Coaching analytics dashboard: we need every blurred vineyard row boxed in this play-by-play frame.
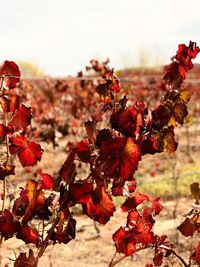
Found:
[18,62,200,141]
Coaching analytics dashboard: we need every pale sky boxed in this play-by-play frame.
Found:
[0,0,200,76]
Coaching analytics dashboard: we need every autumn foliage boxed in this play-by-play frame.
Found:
[0,42,200,266]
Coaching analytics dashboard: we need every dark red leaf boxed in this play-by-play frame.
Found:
[139,134,160,155]
[0,124,14,137]
[53,216,76,244]
[177,217,196,237]
[0,124,6,137]
[96,128,113,148]
[16,225,39,244]
[85,185,115,224]
[142,207,155,226]
[70,180,93,203]
[99,137,141,179]
[77,139,91,163]
[0,209,20,240]
[110,104,145,137]
[59,150,76,184]
[190,182,200,205]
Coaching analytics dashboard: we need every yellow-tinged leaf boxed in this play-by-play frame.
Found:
[179,88,190,103]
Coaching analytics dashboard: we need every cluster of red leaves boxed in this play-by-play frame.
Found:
[113,197,163,256]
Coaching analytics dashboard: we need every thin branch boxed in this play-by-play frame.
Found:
[108,246,147,267]
[159,245,188,267]
[1,178,6,212]
[37,216,60,259]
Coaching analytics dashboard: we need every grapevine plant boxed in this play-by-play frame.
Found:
[0,41,200,267]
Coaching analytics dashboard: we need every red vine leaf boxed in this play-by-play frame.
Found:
[51,214,76,244]
[110,104,145,137]
[85,120,96,144]
[99,137,141,179]
[9,104,32,131]
[0,61,20,89]
[9,135,43,167]
[151,197,163,216]
[113,226,136,256]
[121,192,149,212]
[112,178,136,196]
[59,150,76,184]
[70,180,93,203]
[96,128,113,148]
[153,252,163,266]
[0,124,14,137]
[0,209,20,240]
[16,225,39,244]
[139,134,159,155]
[13,179,45,223]
[177,217,196,237]
[40,173,54,190]
[71,183,115,224]
[191,242,200,264]
[1,94,20,112]
[77,139,91,163]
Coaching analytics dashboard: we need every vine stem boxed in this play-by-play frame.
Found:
[108,247,147,267]
[1,102,9,213]
[108,245,188,267]
[1,178,6,212]
[159,245,188,267]
[37,216,60,259]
